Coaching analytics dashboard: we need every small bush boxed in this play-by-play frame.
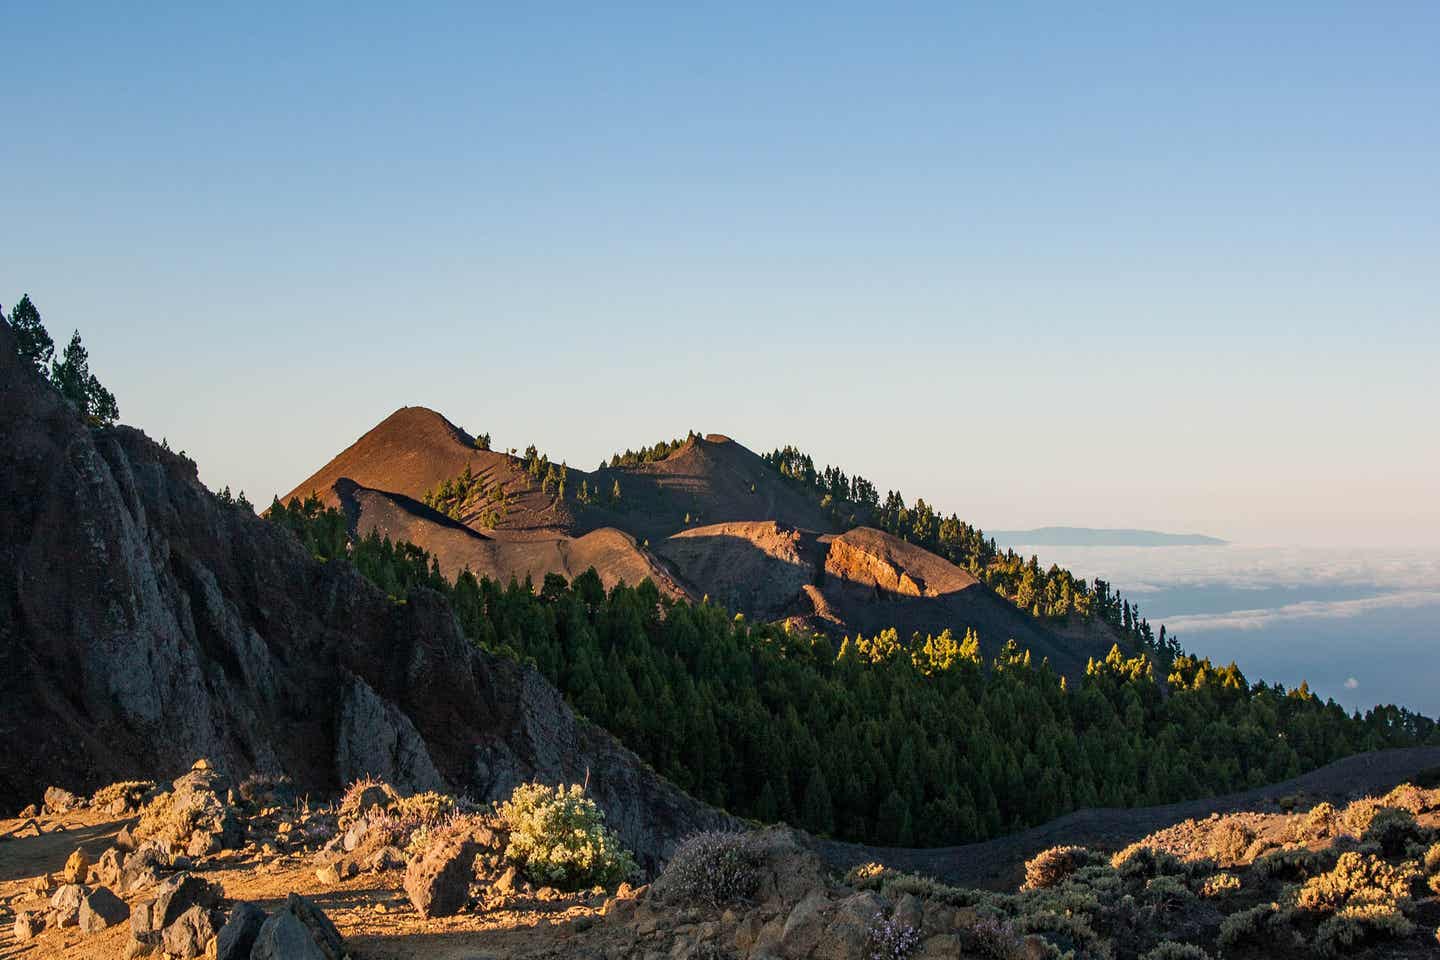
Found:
[1139,942,1212,960]
[1144,875,1195,912]
[1313,902,1415,956]
[1294,852,1419,913]
[497,782,636,890]
[1199,873,1241,898]
[1022,845,1095,890]
[1340,796,1384,837]
[1251,846,1329,881]
[1111,845,1186,880]
[1207,820,1255,865]
[1361,806,1422,856]
[1423,842,1440,875]
[866,912,921,960]
[960,915,1024,960]
[1380,783,1433,814]
[1291,801,1339,842]
[657,831,764,905]
[1217,902,1289,950]
[89,780,156,811]
[337,776,399,826]
[238,772,295,805]
[394,791,458,825]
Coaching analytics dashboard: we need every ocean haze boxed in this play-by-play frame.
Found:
[1004,543,1440,716]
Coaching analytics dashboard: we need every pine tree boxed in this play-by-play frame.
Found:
[801,765,834,835]
[51,331,119,425]
[7,295,54,373]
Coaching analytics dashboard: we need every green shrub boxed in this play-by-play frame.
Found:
[1199,873,1240,898]
[1291,800,1338,842]
[1380,783,1434,814]
[1139,942,1212,960]
[1217,902,1291,950]
[1361,806,1422,856]
[1294,852,1419,913]
[1022,845,1096,891]
[1111,845,1186,880]
[1251,846,1329,881]
[1206,820,1255,865]
[497,782,636,889]
[1144,875,1195,911]
[1313,903,1415,956]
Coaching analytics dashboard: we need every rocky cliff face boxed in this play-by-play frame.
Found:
[0,321,732,867]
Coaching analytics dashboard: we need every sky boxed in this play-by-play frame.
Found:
[3,3,1437,547]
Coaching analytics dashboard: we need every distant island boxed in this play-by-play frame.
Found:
[989,526,1228,547]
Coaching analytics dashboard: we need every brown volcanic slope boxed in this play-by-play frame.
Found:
[282,409,1128,675]
[338,479,692,599]
[281,407,586,537]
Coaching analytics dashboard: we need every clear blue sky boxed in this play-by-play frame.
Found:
[4,3,1437,546]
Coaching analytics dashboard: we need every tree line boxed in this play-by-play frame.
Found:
[264,495,1438,846]
[764,445,1173,656]
[6,295,119,425]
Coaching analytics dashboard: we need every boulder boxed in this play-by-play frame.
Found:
[893,892,923,932]
[63,847,91,884]
[750,828,829,908]
[367,845,406,872]
[96,847,127,886]
[13,909,46,941]
[19,803,38,818]
[80,886,131,933]
[216,902,267,960]
[404,833,481,917]
[44,785,81,813]
[342,819,368,852]
[815,891,886,960]
[130,873,220,947]
[122,841,170,893]
[779,889,830,958]
[252,911,325,960]
[116,823,138,851]
[161,903,222,959]
[50,882,89,927]
[282,893,345,959]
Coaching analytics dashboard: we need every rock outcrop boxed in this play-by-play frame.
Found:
[0,317,732,867]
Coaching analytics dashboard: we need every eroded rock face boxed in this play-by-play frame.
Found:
[336,675,446,792]
[0,317,733,868]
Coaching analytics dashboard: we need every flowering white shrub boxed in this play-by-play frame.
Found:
[497,782,636,889]
[657,831,764,904]
[866,912,921,960]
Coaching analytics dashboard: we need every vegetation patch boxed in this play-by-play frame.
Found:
[497,783,636,890]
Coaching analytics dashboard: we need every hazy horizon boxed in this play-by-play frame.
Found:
[4,5,1437,547]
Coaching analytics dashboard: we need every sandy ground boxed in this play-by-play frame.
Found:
[0,810,608,960]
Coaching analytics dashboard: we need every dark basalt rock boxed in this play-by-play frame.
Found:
[0,317,733,869]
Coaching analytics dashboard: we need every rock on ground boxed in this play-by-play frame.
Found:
[79,886,130,933]
[404,834,483,918]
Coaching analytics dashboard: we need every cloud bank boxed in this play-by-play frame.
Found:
[1158,590,1440,633]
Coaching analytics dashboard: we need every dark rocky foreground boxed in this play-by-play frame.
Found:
[0,320,733,869]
